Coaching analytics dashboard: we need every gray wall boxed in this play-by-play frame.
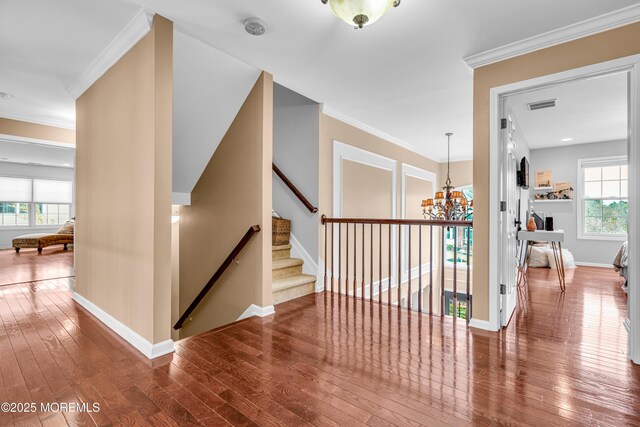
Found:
[529,140,627,265]
[0,161,74,248]
[273,84,320,260]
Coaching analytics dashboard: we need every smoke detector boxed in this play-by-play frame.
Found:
[244,18,266,36]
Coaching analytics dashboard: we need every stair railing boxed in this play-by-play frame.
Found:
[321,216,473,322]
[174,225,261,330]
[272,163,318,213]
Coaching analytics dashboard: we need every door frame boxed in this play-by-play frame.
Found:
[488,54,640,363]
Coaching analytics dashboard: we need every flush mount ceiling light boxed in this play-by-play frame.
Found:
[321,0,400,29]
[561,137,574,142]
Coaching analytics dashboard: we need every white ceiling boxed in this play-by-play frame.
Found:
[0,0,141,128]
[2,0,640,160]
[173,30,261,193]
[506,72,628,150]
[127,0,640,161]
[0,139,75,168]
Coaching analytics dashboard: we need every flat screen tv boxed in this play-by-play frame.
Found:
[517,157,530,189]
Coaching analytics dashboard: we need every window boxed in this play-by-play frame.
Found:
[0,176,72,227]
[445,186,473,266]
[578,157,628,240]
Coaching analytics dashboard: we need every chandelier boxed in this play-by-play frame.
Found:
[422,133,472,221]
[321,0,401,29]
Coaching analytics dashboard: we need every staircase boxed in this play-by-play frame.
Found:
[272,243,316,305]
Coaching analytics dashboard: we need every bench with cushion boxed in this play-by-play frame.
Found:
[12,220,74,253]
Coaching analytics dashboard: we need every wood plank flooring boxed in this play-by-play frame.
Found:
[0,266,638,426]
[0,248,73,286]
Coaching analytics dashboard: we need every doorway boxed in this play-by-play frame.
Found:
[489,55,640,363]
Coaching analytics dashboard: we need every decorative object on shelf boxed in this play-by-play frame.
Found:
[535,170,552,188]
[527,217,537,231]
[320,0,400,29]
[534,181,574,200]
[421,133,471,221]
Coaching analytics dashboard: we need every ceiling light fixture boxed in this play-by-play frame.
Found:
[321,0,400,29]
[561,138,573,142]
[244,18,266,36]
[0,92,14,100]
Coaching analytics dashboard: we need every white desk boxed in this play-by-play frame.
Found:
[517,230,566,292]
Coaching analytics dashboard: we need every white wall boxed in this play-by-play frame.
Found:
[272,84,320,260]
[0,161,73,248]
[529,140,627,265]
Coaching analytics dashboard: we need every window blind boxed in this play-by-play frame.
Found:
[33,179,73,204]
[0,177,32,202]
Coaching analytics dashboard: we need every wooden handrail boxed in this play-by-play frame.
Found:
[321,215,473,228]
[272,163,318,213]
[174,225,261,330]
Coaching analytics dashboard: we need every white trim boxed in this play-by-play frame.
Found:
[577,155,628,241]
[332,141,398,286]
[437,154,474,163]
[468,318,498,331]
[0,134,75,149]
[237,304,275,321]
[172,192,191,206]
[0,111,75,130]
[322,105,416,153]
[489,53,640,363]
[72,292,175,359]
[575,262,613,268]
[289,232,319,278]
[464,4,640,69]
[67,8,154,100]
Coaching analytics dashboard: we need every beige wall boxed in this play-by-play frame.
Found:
[473,22,640,322]
[75,16,173,345]
[0,117,75,145]
[178,72,272,338]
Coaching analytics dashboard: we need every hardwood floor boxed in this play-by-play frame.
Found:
[0,267,638,426]
[0,248,73,286]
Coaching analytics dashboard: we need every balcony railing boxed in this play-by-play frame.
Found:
[321,216,473,321]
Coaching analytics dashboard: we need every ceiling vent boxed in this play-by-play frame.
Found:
[527,99,557,111]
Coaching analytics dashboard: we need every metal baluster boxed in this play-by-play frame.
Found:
[388,224,392,307]
[353,223,357,297]
[345,223,349,296]
[466,226,471,324]
[362,223,365,301]
[338,223,342,296]
[379,224,382,304]
[370,223,374,302]
[331,223,335,293]
[453,226,458,319]
[429,225,433,315]
[398,224,402,308]
[419,225,422,313]
[441,225,445,316]
[408,225,412,311]
[324,221,328,292]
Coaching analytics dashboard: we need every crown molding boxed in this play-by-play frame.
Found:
[464,4,640,69]
[438,154,474,163]
[0,110,75,130]
[321,104,417,152]
[67,8,154,100]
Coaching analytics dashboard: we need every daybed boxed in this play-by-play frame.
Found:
[12,221,74,253]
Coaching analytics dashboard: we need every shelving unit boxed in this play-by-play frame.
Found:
[533,187,553,191]
[533,199,573,203]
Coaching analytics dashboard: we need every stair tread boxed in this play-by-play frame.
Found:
[273,274,316,292]
[273,258,303,270]
[272,244,292,251]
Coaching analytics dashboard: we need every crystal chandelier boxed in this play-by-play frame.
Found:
[320,0,401,29]
[422,133,472,221]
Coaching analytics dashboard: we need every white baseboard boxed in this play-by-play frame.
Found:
[575,262,612,268]
[72,292,174,359]
[468,318,499,331]
[237,304,275,321]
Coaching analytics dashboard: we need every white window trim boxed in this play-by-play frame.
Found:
[577,155,628,241]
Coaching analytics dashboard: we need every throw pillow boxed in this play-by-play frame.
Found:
[57,220,74,235]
